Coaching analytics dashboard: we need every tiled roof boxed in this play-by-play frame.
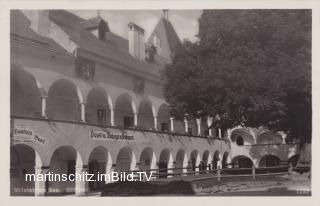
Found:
[10,10,68,54]
[48,10,163,77]
[148,17,181,59]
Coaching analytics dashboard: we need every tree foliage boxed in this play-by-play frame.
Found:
[162,10,311,143]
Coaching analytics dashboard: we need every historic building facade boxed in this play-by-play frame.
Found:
[10,10,303,196]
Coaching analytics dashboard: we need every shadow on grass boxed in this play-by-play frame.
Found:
[101,180,195,196]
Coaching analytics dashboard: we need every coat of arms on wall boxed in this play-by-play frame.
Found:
[133,76,145,95]
[75,57,95,80]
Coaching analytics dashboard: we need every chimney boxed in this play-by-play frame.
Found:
[22,10,51,37]
[128,22,145,60]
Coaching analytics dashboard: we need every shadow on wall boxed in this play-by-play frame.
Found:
[101,181,195,196]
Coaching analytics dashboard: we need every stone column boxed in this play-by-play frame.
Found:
[218,128,222,138]
[80,103,86,122]
[184,118,188,133]
[207,116,213,137]
[170,117,174,132]
[34,166,49,196]
[105,163,115,184]
[41,96,47,118]
[196,118,201,136]
[110,108,115,126]
[133,112,138,126]
[75,165,88,196]
[153,116,158,130]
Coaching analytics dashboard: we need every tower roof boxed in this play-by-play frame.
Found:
[148,17,181,59]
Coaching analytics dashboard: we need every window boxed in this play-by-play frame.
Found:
[236,136,244,146]
[204,129,209,136]
[187,128,193,135]
[124,116,134,128]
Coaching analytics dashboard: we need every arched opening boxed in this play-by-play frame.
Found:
[288,154,300,167]
[47,80,80,121]
[236,136,244,146]
[158,104,170,132]
[114,94,134,127]
[88,146,108,191]
[10,144,36,196]
[139,147,155,172]
[86,88,110,126]
[232,155,253,168]
[231,128,255,145]
[11,67,42,118]
[175,149,187,175]
[222,152,230,169]
[201,151,210,172]
[212,151,220,169]
[257,132,283,145]
[159,149,171,178]
[49,146,78,195]
[137,100,154,130]
[116,147,133,172]
[259,155,280,167]
[190,150,199,172]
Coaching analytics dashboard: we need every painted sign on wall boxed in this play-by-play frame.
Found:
[89,130,134,141]
[11,127,47,145]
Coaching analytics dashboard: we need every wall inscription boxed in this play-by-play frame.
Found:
[90,130,134,141]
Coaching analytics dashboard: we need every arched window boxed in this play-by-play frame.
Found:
[236,136,244,146]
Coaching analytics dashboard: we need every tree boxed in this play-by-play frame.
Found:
[162,10,311,143]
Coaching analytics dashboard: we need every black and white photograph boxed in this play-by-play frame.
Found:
[1,0,319,205]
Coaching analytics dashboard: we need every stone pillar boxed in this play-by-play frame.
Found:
[196,118,201,136]
[207,116,213,137]
[80,103,86,122]
[153,116,158,130]
[218,128,222,138]
[34,166,49,196]
[170,117,174,132]
[41,96,47,118]
[75,165,88,196]
[184,118,188,133]
[105,163,115,184]
[133,112,138,126]
[110,108,115,126]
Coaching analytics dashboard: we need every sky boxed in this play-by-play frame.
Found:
[68,10,202,42]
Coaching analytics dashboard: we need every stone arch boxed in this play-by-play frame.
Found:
[222,151,231,169]
[190,150,200,172]
[212,151,221,169]
[201,150,211,171]
[175,149,188,175]
[47,79,83,121]
[88,146,110,191]
[257,131,283,145]
[48,145,81,195]
[139,147,156,171]
[158,149,173,178]
[232,155,254,168]
[231,128,255,145]
[10,144,42,196]
[11,65,45,118]
[115,146,136,172]
[157,103,170,132]
[259,154,281,167]
[137,99,155,129]
[86,87,111,125]
[114,93,136,127]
